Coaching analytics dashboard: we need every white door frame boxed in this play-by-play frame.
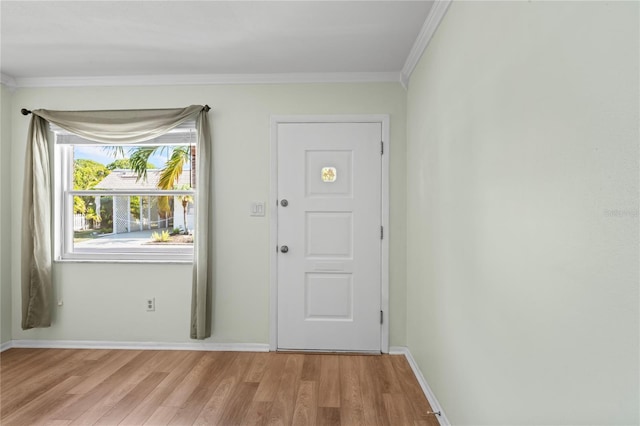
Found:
[269,115,390,353]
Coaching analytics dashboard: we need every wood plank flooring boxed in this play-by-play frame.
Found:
[0,349,439,426]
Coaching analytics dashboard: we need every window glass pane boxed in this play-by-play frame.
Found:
[72,195,195,253]
[65,143,196,260]
[73,145,194,191]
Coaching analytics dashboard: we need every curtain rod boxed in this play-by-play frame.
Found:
[21,105,211,116]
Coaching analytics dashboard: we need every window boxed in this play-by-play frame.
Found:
[54,124,197,262]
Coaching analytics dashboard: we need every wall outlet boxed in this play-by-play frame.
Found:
[146,298,155,312]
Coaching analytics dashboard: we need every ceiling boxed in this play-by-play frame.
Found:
[0,1,435,87]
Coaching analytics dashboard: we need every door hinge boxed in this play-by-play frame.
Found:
[380,226,383,240]
[381,141,384,155]
[380,310,383,324]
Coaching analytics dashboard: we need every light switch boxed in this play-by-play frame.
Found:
[250,201,266,217]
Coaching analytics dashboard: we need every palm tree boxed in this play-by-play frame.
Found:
[107,145,192,190]
[157,146,190,190]
[107,145,193,227]
[176,184,194,234]
[133,146,191,225]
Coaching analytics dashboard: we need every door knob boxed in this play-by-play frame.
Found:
[280,199,288,207]
[280,245,289,253]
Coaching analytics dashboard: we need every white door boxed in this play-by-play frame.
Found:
[277,122,382,351]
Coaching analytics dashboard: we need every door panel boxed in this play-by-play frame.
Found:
[305,273,353,320]
[277,122,382,351]
[305,212,353,257]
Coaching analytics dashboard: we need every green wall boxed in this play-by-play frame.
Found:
[8,83,408,346]
[406,2,639,424]
[0,85,13,345]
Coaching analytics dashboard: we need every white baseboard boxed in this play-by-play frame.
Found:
[6,339,270,352]
[389,346,450,426]
[0,340,14,352]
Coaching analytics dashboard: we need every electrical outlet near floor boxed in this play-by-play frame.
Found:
[146,298,155,312]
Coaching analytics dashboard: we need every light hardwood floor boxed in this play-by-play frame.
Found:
[0,348,439,425]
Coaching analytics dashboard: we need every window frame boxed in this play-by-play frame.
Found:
[53,126,197,263]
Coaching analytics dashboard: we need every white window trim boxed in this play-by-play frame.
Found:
[53,129,196,263]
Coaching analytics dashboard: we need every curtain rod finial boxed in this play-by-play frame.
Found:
[21,108,32,116]
[203,105,210,112]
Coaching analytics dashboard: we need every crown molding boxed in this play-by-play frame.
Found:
[0,73,18,91]
[400,0,452,89]
[10,72,402,89]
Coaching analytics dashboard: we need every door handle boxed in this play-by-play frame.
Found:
[280,245,289,253]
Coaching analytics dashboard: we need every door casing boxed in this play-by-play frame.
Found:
[269,115,390,352]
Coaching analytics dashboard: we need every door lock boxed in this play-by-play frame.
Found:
[280,199,288,207]
[280,245,289,253]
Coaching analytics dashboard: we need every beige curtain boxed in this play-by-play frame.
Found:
[21,115,52,329]
[22,105,212,339]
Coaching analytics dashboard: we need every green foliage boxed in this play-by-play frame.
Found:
[129,146,169,182]
[74,159,109,190]
[86,207,101,224]
[106,158,131,170]
[73,196,86,214]
[81,146,194,231]
[129,196,141,218]
[74,159,109,216]
[151,230,171,242]
[126,145,192,221]
[112,145,192,190]
[107,158,156,171]
[99,145,191,189]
